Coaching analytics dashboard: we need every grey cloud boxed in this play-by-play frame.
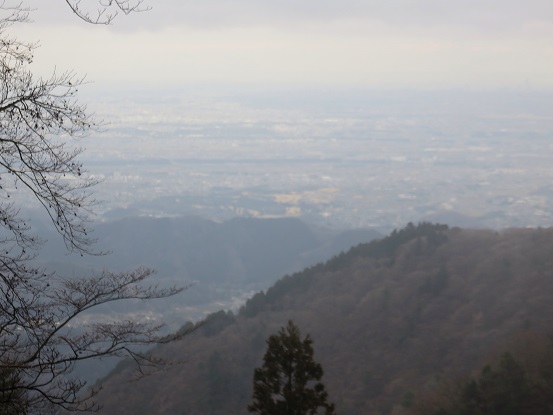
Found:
[147,0,553,30]
[22,0,553,33]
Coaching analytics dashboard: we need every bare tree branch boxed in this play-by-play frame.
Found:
[63,0,150,24]
[0,2,185,414]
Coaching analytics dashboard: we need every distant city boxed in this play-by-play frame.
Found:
[79,87,553,231]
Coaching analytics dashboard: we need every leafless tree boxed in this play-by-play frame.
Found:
[64,0,150,24]
[0,2,184,413]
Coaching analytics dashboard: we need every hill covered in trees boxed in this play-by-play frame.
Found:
[93,223,553,414]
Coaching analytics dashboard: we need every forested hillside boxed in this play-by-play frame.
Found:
[94,224,553,415]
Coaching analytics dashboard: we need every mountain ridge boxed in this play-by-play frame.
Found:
[93,223,553,415]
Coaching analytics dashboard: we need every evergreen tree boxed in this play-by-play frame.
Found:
[248,321,336,415]
[457,353,528,415]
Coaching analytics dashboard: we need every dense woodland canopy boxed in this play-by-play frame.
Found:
[94,223,553,415]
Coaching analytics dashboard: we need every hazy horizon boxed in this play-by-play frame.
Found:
[5,1,553,231]
[11,0,553,90]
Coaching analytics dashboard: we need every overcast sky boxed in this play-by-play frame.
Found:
[9,0,553,90]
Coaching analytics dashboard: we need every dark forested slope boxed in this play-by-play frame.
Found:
[94,224,553,415]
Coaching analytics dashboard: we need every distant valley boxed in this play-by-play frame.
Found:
[80,89,553,230]
[36,215,380,327]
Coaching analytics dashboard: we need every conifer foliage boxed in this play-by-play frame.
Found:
[248,321,336,415]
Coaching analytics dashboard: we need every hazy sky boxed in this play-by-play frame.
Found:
[9,0,553,90]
